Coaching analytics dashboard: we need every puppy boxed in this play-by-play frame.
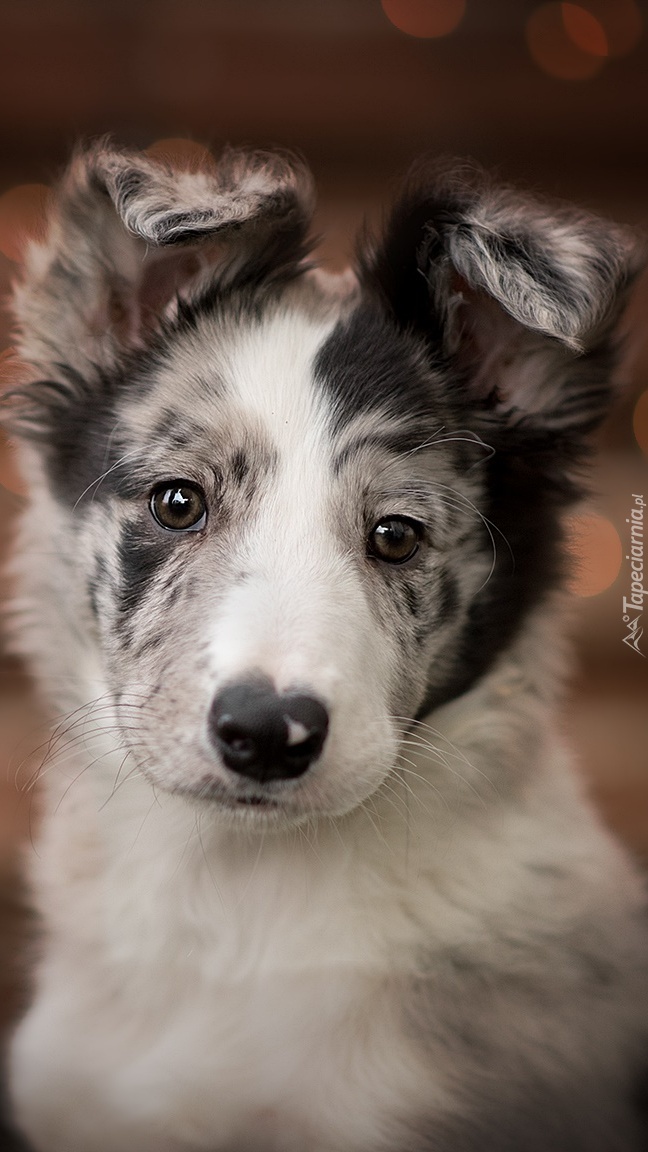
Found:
[4,143,648,1151]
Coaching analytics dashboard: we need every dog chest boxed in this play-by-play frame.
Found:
[11,943,440,1152]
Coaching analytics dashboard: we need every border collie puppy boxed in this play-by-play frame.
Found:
[4,143,648,1151]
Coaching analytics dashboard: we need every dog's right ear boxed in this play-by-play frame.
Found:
[9,141,314,434]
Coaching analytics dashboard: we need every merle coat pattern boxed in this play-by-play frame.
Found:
[3,142,648,1151]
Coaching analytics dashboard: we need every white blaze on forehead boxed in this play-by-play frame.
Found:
[121,272,353,470]
[195,296,399,716]
[214,301,340,454]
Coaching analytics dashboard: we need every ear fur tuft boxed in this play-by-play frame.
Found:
[93,143,315,248]
[358,157,644,435]
[9,139,316,389]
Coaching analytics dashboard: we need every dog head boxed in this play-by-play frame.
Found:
[6,143,639,824]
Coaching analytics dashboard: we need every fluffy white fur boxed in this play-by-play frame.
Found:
[4,145,648,1152]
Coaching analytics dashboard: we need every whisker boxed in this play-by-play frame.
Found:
[297,822,326,868]
[360,796,396,857]
[127,796,162,857]
[400,734,500,797]
[195,813,227,911]
[390,716,479,769]
[392,756,449,816]
[232,827,267,911]
[73,446,144,509]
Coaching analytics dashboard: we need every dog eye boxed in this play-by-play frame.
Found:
[150,482,207,532]
[368,518,422,564]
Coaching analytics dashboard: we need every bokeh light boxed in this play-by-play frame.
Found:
[580,0,643,57]
[0,184,51,263]
[566,513,622,597]
[561,4,608,57]
[633,389,648,457]
[381,0,465,39]
[146,138,213,168]
[526,3,606,79]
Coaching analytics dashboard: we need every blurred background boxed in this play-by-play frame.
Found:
[0,0,647,1044]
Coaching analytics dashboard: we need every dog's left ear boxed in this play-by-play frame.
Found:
[358,160,642,438]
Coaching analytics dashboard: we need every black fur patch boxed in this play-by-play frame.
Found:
[417,440,568,716]
[315,297,568,712]
[116,521,170,620]
[349,162,633,712]
[230,450,250,486]
[436,568,459,624]
[7,364,119,505]
[314,304,449,437]
[400,581,420,618]
[7,341,176,508]
[149,409,209,453]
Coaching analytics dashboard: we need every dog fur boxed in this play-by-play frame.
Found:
[3,142,648,1151]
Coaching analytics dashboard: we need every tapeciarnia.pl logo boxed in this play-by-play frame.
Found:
[622,494,645,657]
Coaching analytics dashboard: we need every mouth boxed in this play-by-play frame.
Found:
[171,775,290,814]
[233,794,279,808]
[212,789,301,826]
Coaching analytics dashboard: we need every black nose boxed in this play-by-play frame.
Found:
[208,682,329,783]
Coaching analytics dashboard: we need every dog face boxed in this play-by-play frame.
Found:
[7,145,638,824]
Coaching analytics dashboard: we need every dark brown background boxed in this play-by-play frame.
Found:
[0,0,647,1067]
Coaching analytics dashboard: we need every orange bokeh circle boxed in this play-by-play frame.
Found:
[526,3,606,79]
[565,513,622,597]
[381,0,465,39]
[562,3,608,56]
[582,0,642,57]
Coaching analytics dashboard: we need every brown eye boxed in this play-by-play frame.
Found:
[368,518,422,564]
[150,482,207,532]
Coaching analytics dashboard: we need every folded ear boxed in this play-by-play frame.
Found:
[358,159,642,438]
[12,140,315,386]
